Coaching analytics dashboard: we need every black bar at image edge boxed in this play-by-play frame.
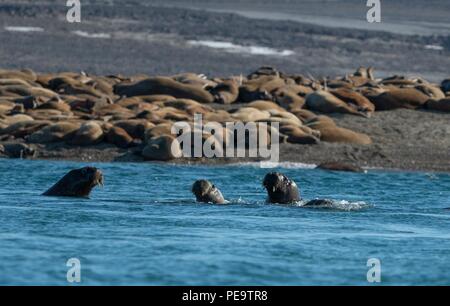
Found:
[0,286,435,303]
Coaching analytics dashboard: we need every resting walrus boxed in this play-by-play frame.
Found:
[263,172,332,206]
[43,167,104,198]
[192,180,226,204]
[316,162,365,173]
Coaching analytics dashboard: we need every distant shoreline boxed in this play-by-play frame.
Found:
[0,1,449,81]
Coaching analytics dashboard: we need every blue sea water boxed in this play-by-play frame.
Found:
[0,159,449,286]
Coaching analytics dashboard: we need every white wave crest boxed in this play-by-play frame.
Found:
[425,45,444,51]
[230,161,317,169]
[72,31,111,39]
[4,26,44,33]
[297,199,371,211]
[188,40,294,57]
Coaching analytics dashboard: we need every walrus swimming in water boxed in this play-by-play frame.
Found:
[192,180,226,204]
[263,172,300,204]
[43,167,104,197]
[263,172,332,207]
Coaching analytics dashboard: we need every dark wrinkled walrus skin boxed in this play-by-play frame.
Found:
[43,167,104,198]
[192,180,225,204]
[263,172,332,207]
[263,172,301,204]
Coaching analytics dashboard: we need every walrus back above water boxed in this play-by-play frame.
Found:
[43,167,104,198]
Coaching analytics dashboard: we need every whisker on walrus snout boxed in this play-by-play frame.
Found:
[98,175,104,188]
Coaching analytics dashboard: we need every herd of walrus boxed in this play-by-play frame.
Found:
[0,66,449,161]
[43,166,330,206]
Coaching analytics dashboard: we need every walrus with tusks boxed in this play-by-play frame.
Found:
[263,172,332,206]
[192,180,226,204]
[43,167,104,198]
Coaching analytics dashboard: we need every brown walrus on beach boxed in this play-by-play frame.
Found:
[114,77,214,104]
[426,98,450,112]
[172,73,216,89]
[192,180,226,204]
[203,110,234,123]
[0,85,58,99]
[248,66,281,79]
[0,142,36,159]
[247,100,284,112]
[26,109,73,121]
[105,126,135,148]
[230,107,271,122]
[317,162,365,173]
[305,115,372,145]
[0,100,15,114]
[27,122,80,143]
[0,114,35,126]
[0,120,50,139]
[160,99,214,116]
[94,104,135,120]
[43,167,104,198]
[305,90,369,117]
[353,67,375,81]
[291,109,317,123]
[210,79,240,104]
[69,121,104,146]
[366,88,430,110]
[239,75,285,102]
[415,84,446,100]
[36,98,72,113]
[0,69,37,83]
[114,119,155,140]
[142,135,182,161]
[273,87,306,111]
[261,109,303,127]
[330,88,375,116]
[279,124,320,145]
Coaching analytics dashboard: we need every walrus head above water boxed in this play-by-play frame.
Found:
[263,172,300,204]
[43,167,104,198]
[192,180,225,204]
